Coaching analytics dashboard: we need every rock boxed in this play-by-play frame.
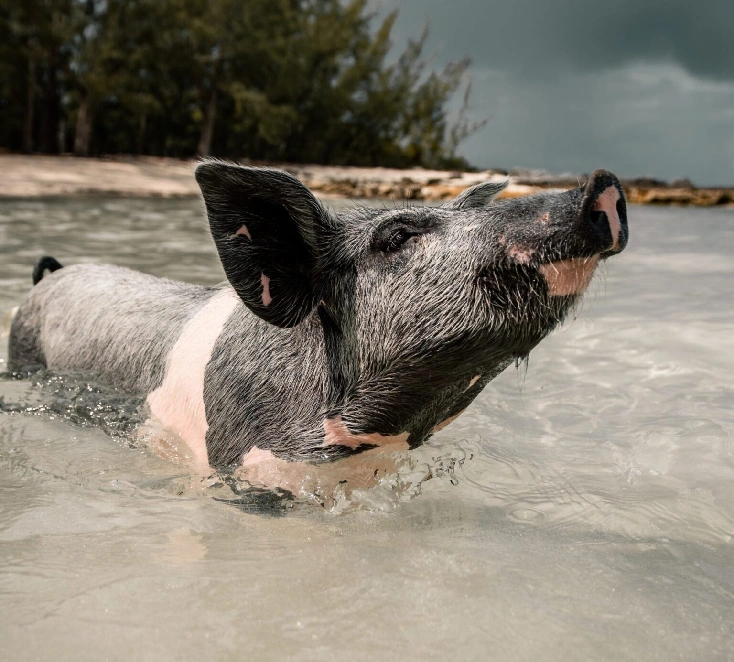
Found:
[0,155,731,207]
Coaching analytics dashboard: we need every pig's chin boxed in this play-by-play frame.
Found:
[539,254,600,296]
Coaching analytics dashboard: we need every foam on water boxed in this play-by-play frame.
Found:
[1,198,733,661]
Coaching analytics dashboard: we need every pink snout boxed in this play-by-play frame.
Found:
[537,169,628,296]
[593,186,621,250]
[581,169,628,255]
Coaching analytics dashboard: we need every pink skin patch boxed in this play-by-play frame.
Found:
[434,410,465,432]
[261,273,272,307]
[593,186,622,250]
[540,255,600,296]
[433,375,481,432]
[508,244,536,265]
[234,225,251,239]
[238,445,406,501]
[146,289,239,468]
[241,446,276,468]
[323,415,410,450]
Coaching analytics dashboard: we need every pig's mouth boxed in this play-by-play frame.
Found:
[538,255,600,297]
[509,170,628,297]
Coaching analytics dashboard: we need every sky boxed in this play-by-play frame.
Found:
[381,0,734,185]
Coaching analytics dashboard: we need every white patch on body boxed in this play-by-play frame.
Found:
[540,255,600,296]
[322,415,409,450]
[261,273,272,307]
[593,186,622,249]
[468,374,481,389]
[146,289,239,468]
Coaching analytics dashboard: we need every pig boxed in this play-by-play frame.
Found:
[8,162,628,479]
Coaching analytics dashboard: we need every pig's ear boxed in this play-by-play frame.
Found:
[195,161,335,328]
[442,180,508,210]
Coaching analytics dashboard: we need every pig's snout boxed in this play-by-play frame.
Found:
[529,169,628,296]
[579,169,628,256]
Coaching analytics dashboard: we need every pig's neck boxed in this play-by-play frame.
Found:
[204,301,490,465]
[316,306,501,456]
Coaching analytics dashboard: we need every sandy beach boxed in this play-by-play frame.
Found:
[0,154,731,206]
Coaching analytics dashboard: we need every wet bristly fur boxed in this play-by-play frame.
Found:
[8,161,627,468]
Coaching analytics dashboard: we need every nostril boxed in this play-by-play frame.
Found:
[589,209,607,225]
[581,170,626,252]
[616,198,626,223]
[592,188,621,250]
[588,209,609,239]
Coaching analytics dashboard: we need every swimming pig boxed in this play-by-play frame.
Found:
[8,162,628,474]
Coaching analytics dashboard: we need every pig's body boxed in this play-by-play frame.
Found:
[10,266,334,467]
[10,265,211,394]
[10,265,490,467]
[8,162,629,473]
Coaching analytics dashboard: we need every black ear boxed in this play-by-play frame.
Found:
[195,161,335,327]
[441,180,508,210]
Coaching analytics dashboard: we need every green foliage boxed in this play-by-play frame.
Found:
[0,0,484,168]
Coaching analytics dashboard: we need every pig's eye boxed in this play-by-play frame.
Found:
[385,229,413,252]
[373,225,422,253]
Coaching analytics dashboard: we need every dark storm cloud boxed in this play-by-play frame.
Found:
[385,0,734,81]
[380,0,734,185]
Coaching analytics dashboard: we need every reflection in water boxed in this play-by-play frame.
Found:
[1,198,733,660]
[156,528,207,567]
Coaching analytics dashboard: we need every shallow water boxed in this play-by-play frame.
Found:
[1,198,733,661]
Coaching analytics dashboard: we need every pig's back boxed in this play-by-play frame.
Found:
[9,263,218,394]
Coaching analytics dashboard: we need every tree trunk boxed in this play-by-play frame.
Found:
[39,58,60,153]
[197,85,218,157]
[197,56,220,157]
[136,113,147,154]
[22,54,35,153]
[74,93,94,156]
[58,118,66,153]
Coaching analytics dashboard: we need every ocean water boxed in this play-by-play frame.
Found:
[1,198,732,661]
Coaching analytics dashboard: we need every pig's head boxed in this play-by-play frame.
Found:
[196,162,628,456]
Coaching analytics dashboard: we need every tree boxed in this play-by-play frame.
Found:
[0,0,486,169]
[0,0,75,153]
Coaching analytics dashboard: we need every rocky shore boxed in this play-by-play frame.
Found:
[1,155,731,206]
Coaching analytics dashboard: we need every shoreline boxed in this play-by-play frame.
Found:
[1,155,732,207]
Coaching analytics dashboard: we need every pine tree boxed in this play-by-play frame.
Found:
[0,0,485,169]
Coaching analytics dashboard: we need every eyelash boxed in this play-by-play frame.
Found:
[371,223,426,254]
[383,229,415,252]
